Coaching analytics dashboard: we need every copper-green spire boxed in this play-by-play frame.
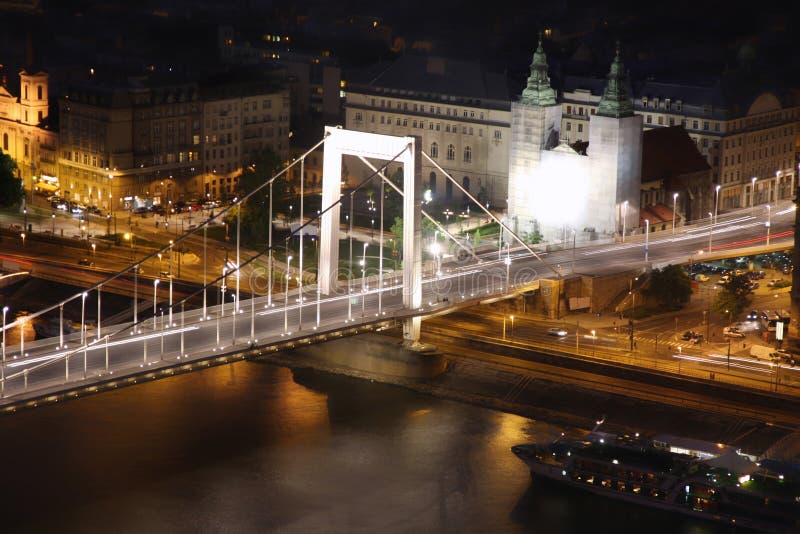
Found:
[520,32,557,106]
[597,42,634,118]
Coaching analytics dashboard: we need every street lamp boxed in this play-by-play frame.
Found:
[81,291,87,345]
[766,204,771,245]
[707,211,713,253]
[362,242,368,290]
[644,219,650,264]
[672,192,678,234]
[51,212,55,234]
[20,232,25,247]
[510,315,515,337]
[91,243,96,255]
[621,200,628,242]
[284,256,293,333]
[591,329,596,356]
[713,184,720,226]
[2,306,8,363]
[751,177,757,214]
[152,279,160,330]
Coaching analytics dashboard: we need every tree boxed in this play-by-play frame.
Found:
[235,148,287,245]
[713,274,752,320]
[0,149,22,209]
[643,264,692,308]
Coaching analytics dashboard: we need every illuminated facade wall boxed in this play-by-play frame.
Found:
[0,69,57,198]
[562,82,800,213]
[587,114,643,236]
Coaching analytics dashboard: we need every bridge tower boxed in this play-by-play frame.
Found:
[318,127,424,344]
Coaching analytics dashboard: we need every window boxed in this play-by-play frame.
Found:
[447,144,455,160]
[567,105,572,114]
[494,130,502,140]
[577,124,583,133]
[462,176,470,191]
[703,121,709,131]
[676,101,682,112]
[354,112,363,121]
[37,85,42,100]
[429,172,436,194]
[463,146,472,163]
[566,122,572,131]
[2,133,7,150]
[665,98,671,111]
[430,142,439,158]
[658,116,663,125]
[646,115,652,124]
[692,120,698,130]
[642,97,648,107]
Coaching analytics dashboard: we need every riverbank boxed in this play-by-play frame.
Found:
[264,331,797,460]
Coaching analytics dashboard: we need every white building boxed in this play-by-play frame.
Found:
[508,42,642,243]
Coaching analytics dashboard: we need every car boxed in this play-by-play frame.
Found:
[547,327,568,337]
[159,270,172,279]
[86,206,102,215]
[693,273,709,282]
[681,331,703,343]
[77,258,94,267]
[767,279,782,287]
[723,326,745,338]
[749,281,760,290]
[746,310,759,321]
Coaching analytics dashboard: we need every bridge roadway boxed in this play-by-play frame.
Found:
[0,201,796,405]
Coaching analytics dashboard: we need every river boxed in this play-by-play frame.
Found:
[0,359,735,533]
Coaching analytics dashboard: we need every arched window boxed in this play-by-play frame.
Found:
[446,144,455,161]
[462,176,470,191]
[430,142,438,158]
[2,133,7,151]
[24,85,28,100]
[429,172,436,194]
[463,146,472,163]
[37,85,42,100]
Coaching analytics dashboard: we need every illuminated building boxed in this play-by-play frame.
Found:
[508,41,642,243]
[344,55,511,207]
[561,77,800,215]
[0,69,58,199]
[58,72,289,209]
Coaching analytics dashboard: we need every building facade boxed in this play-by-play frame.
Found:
[508,42,642,243]
[561,77,800,214]
[57,73,289,210]
[0,69,58,200]
[343,55,511,208]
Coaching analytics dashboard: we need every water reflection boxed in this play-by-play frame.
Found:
[0,360,725,533]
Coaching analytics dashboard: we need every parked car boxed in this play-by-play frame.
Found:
[767,279,783,287]
[746,310,759,321]
[547,327,568,337]
[723,326,745,338]
[693,273,709,282]
[681,330,702,342]
[749,281,760,290]
[77,258,95,267]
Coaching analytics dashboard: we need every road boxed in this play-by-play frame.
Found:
[0,200,796,403]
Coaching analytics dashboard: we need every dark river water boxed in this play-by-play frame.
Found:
[0,359,737,533]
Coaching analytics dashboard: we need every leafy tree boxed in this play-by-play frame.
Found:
[713,274,752,319]
[521,230,543,244]
[643,264,692,308]
[234,148,288,245]
[0,149,22,208]
[390,215,437,258]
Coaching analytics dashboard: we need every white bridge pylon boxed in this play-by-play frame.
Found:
[319,127,423,343]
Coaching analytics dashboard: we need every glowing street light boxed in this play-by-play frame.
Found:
[766,204,771,245]
[751,176,757,214]
[672,193,678,234]
[284,256,293,333]
[152,279,160,330]
[644,219,650,264]
[20,232,26,247]
[2,305,8,363]
[707,211,713,253]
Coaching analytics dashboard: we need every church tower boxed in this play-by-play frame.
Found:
[507,34,561,237]
[19,69,48,126]
[587,44,642,237]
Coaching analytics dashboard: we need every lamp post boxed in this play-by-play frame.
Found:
[510,315,515,338]
[152,280,159,330]
[221,266,227,318]
[672,193,678,234]
[644,219,650,264]
[751,177,757,214]
[362,242,368,291]
[766,204,771,245]
[81,291,87,345]
[707,211,713,253]
[713,184,720,226]
[621,200,628,242]
[2,306,8,363]
[20,232,25,248]
[591,329,596,356]
[284,256,293,334]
